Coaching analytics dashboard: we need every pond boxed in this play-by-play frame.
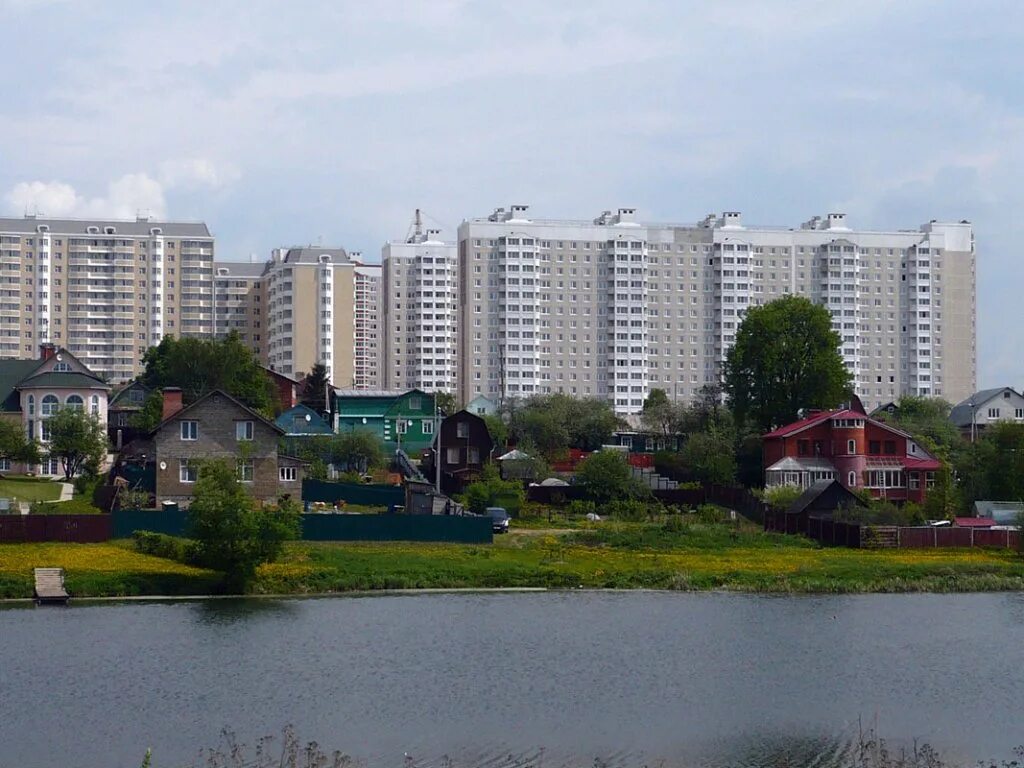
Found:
[2,592,1023,767]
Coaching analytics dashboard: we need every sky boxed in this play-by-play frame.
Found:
[1,0,1021,388]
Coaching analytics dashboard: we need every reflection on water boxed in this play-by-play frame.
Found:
[1,592,1022,768]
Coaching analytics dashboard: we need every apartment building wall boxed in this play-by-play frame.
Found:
[456,205,976,415]
[382,229,458,393]
[214,261,265,360]
[354,263,381,389]
[0,215,215,382]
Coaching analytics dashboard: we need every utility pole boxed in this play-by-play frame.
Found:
[434,393,442,494]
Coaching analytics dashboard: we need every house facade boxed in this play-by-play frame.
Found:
[425,409,494,495]
[150,388,303,507]
[108,379,152,449]
[763,404,941,504]
[333,388,437,454]
[949,387,1024,439]
[0,344,110,476]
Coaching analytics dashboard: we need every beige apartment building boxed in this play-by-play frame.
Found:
[382,221,458,393]
[214,260,265,358]
[0,214,215,381]
[456,205,976,415]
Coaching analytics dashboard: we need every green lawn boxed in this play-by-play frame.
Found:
[3,519,1024,599]
[0,476,62,502]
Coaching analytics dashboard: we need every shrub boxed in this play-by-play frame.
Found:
[133,531,197,564]
[603,499,651,521]
[694,504,726,524]
[566,500,597,518]
[760,484,804,511]
[663,514,687,533]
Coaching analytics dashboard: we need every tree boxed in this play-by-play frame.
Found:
[329,430,383,475]
[461,464,525,514]
[130,391,164,432]
[140,331,274,415]
[300,363,330,414]
[887,396,962,459]
[955,422,1024,507]
[0,419,41,468]
[724,295,851,432]
[431,392,457,416]
[641,388,682,438]
[45,407,108,480]
[507,394,623,458]
[575,450,648,503]
[680,430,736,486]
[483,414,508,451]
[187,459,301,592]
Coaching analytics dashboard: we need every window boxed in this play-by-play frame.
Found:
[868,440,880,455]
[467,447,481,464]
[279,466,297,482]
[796,440,809,456]
[926,472,936,489]
[43,457,60,476]
[847,439,856,455]
[180,421,198,440]
[27,395,34,416]
[237,459,254,482]
[41,394,59,416]
[53,362,71,372]
[1017,408,1024,420]
[41,421,52,442]
[848,471,857,487]
[456,421,469,438]
[883,440,896,455]
[909,473,920,490]
[409,395,421,410]
[179,459,197,483]
[235,420,254,441]
[91,395,99,415]
[422,420,434,435]
[65,394,84,411]
[446,447,460,464]
[396,420,408,435]
[0,458,9,472]
[988,408,1000,419]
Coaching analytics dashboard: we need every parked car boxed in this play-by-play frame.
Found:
[485,506,511,533]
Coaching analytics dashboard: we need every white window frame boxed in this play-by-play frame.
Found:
[179,459,196,484]
[422,420,434,435]
[847,439,856,455]
[180,421,198,441]
[235,420,254,441]
[396,419,408,435]
[848,471,857,487]
[237,459,254,483]
[40,394,59,417]
[279,466,297,482]
[65,394,84,411]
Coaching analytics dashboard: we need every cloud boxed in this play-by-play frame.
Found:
[158,158,237,189]
[4,174,167,220]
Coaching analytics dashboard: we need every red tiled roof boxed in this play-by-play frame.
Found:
[954,517,996,528]
[763,409,852,438]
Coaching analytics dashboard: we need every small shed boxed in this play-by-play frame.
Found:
[785,479,866,533]
[973,501,1024,526]
[497,449,536,481]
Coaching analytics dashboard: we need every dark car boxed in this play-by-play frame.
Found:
[484,506,511,533]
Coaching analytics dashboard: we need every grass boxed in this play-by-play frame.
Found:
[4,518,1022,598]
[0,476,62,502]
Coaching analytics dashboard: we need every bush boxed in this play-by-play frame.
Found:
[760,484,804,511]
[566,500,597,518]
[694,504,726,524]
[603,499,652,521]
[133,531,197,564]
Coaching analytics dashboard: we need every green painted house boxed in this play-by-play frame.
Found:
[332,389,438,455]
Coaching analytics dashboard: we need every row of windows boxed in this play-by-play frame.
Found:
[177,459,297,483]
[179,420,254,441]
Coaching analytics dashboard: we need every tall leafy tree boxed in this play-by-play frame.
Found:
[724,296,851,432]
[45,408,108,480]
[641,388,682,438]
[431,391,457,416]
[187,459,300,592]
[575,450,649,503]
[0,419,41,467]
[140,331,273,415]
[300,363,331,414]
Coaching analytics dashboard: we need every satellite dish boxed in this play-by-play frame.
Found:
[159,461,167,470]
[55,354,63,361]
[305,413,311,422]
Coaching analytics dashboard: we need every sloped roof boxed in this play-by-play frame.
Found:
[19,371,109,390]
[497,449,532,461]
[0,358,44,411]
[974,501,1024,524]
[275,404,333,435]
[765,456,836,473]
[150,389,283,436]
[787,479,866,515]
[950,388,1021,427]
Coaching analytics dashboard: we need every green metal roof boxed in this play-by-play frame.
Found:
[19,371,109,390]
[0,359,44,411]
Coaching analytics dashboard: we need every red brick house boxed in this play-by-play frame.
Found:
[762,402,942,504]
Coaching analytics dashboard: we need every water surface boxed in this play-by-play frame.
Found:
[2,592,1023,767]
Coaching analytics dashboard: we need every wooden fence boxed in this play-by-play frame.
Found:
[0,514,112,543]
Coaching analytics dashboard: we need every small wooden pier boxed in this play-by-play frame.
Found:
[34,568,69,605]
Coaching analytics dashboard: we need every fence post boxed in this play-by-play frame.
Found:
[934,527,937,548]
[971,528,975,548]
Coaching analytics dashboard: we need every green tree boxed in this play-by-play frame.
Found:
[431,391,457,416]
[575,450,648,503]
[187,459,301,592]
[130,390,164,432]
[724,295,851,432]
[641,388,682,438]
[507,394,623,457]
[887,396,962,459]
[300,363,331,414]
[329,430,383,474]
[45,407,108,480]
[680,430,737,486]
[0,419,41,467]
[461,464,525,514]
[483,414,508,451]
[141,331,274,415]
[956,422,1024,507]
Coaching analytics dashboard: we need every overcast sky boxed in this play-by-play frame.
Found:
[1,1,1020,388]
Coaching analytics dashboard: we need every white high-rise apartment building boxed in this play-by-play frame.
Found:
[457,205,975,415]
[0,214,215,381]
[353,261,382,389]
[382,218,458,393]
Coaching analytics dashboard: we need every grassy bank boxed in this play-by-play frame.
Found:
[0,476,62,502]
[3,520,1024,599]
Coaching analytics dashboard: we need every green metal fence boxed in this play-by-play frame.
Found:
[301,479,404,508]
[112,508,492,544]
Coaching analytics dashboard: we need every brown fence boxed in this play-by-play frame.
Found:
[763,509,861,547]
[880,526,1020,549]
[0,515,112,543]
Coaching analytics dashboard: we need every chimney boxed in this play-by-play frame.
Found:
[162,387,184,420]
[40,343,57,360]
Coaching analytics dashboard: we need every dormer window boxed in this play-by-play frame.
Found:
[53,362,71,372]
